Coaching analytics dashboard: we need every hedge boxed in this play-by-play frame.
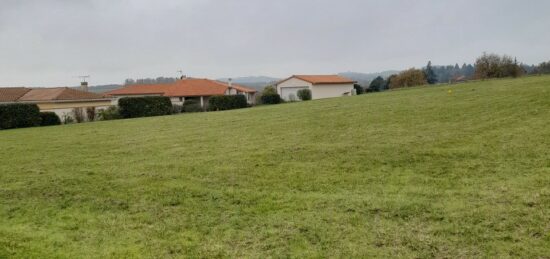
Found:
[261,93,282,104]
[0,103,41,130]
[208,95,248,111]
[118,96,173,118]
[40,112,61,126]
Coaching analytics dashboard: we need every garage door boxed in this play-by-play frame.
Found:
[281,87,308,101]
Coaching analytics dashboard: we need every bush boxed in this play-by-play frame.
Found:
[62,114,75,124]
[208,95,248,111]
[389,68,428,89]
[261,94,281,104]
[73,108,85,123]
[98,106,121,120]
[297,89,312,101]
[259,85,282,105]
[353,84,365,95]
[182,99,203,113]
[40,112,61,126]
[262,86,277,95]
[0,103,41,130]
[118,96,173,118]
[86,107,96,121]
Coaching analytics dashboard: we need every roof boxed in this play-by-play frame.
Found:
[0,87,31,102]
[105,78,256,97]
[278,75,356,85]
[0,87,107,103]
[18,87,107,102]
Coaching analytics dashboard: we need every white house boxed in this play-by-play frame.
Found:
[275,75,356,100]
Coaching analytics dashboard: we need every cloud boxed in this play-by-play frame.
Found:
[0,0,549,86]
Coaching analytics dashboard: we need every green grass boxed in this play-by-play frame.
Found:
[1,76,549,258]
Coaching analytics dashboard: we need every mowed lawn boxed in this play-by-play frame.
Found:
[1,77,549,258]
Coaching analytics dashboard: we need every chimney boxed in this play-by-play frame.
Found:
[228,78,232,88]
[80,81,88,92]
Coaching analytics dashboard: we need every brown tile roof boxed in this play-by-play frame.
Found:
[0,87,32,102]
[279,75,356,85]
[18,87,107,101]
[106,78,256,97]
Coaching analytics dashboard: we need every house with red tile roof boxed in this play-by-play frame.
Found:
[106,78,257,108]
[275,75,356,100]
[0,87,111,121]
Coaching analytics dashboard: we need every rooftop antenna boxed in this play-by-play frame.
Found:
[177,70,186,80]
[77,75,90,91]
[77,75,90,82]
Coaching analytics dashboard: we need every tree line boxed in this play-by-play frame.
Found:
[356,53,550,93]
[124,77,178,85]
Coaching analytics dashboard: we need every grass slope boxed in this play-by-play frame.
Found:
[1,77,549,258]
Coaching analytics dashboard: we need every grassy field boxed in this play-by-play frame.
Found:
[1,76,549,258]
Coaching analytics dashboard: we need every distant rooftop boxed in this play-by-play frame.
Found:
[279,75,356,85]
[0,87,107,103]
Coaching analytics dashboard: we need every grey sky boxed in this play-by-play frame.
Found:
[1,0,549,87]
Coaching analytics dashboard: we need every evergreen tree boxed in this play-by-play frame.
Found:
[368,76,385,92]
[424,61,437,84]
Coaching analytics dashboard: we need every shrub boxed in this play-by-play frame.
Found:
[353,84,365,95]
[262,86,277,95]
[390,68,427,89]
[208,95,248,111]
[98,106,121,120]
[118,96,173,118]
[182,99,203,113]
[297,89,312,101]
[40,112,61,126]
[73,108,85,123]
[62,114,75,124]
[259,85,282,105]
[261,93,282,104]
[86,107,96,121]
[0,103,41,130]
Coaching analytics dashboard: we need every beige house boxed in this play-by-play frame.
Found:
[0,87,111,121]
[275,75,356,100]
[106,78,257,108]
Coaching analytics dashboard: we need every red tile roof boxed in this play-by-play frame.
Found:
[106,78,256,97]
[0,87,31,102]
[0,87,107,102]
[278,75,356,85]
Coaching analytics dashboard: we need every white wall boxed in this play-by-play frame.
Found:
[277,77,354,100]
[311,84,354,99]
[276,78,312,100]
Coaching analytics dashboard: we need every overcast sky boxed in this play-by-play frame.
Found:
[1,0,549,87]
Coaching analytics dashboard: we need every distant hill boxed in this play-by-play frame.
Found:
[71,84,122,93]
[217,76,280,91]
[338,71,400,86]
